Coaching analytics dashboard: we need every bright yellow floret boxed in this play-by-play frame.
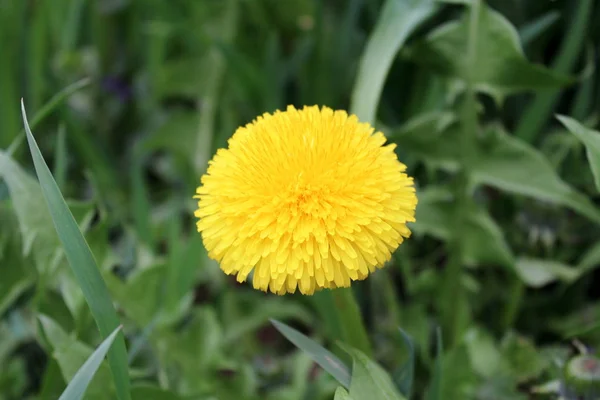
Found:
[194,105,417,295]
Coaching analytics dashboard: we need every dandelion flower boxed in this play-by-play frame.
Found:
[194,105,417,295]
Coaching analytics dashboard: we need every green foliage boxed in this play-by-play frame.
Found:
[271,319,351,389]
[58,325,122,400]
[23,104,131,400]
[2,0,600,399]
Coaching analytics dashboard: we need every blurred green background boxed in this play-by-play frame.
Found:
[2,0,600,399]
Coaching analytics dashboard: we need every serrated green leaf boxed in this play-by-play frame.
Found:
[471,128,600,225]
[21,103,130,400]
[59,325,122,400]
[394,116,600,224]
[350,0,439,122]
[271,319,351,388]
[557,115,600,192]
[339,344,406,400]
[409,3,572,102]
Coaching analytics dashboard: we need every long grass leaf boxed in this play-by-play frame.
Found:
[271,319,351,388]
[58,326,122,400]
[350,0,438,123]
[21,101,131,400]
[516,0,592,142]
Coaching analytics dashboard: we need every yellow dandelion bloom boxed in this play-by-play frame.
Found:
[194,105,417,295]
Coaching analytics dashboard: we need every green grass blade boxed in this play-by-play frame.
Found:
[21,101,131,400]
[58,325,122,400]
[394,329,415,397]
[271,319,351,388]
[515,0,592,142]
[10,78,91,154]
[518,10,560,47]
[426,328,443,400]
[27,77,91,133]
[350,0,438,123]
[54,124,67,191]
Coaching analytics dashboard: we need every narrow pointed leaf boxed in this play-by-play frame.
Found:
[339,343,407,400]
[350,0,439,123]
[426,328,443,400]
[58,326,122,400]
[271,319,351,388]
[21,102,131,400]
[394,329,415,397]
[557,115,600,192]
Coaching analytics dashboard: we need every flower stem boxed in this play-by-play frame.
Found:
[439,0,480,347]
[331,287,373,357]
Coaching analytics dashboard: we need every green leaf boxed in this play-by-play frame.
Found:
[394,329,415,397]
[464,327,503,378]
[557,115,600,192]
[0,207,35,315]
[155,306,223,391]
[413,188,514,269]
[515,0,593,142]
[514,258,580,288]
[426,328,443,400]
[500,332,546,381]
[222,298,313,346]
[550,301,600,339]
[408,2,572,102]
[21,103,131,400]
[334,387,355,400]
[394,116,600,224]
[7,78,91,154]
[104,264,165,327]
[331,288,373,357]
[37,359,66,400]
[471,128,600,225]
[340,344,406,400]
[578,241,600,275]
[38,316,115,400]
[350,0,439,122]
[390,111,460,170]
[59,325,122,400]
[0,150,62,274]
[271,319,351,388]
[518,11,560,47]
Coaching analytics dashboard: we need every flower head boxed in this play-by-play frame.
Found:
[194,105,417,295]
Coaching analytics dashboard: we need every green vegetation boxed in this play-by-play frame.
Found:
[2,0,600,399]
